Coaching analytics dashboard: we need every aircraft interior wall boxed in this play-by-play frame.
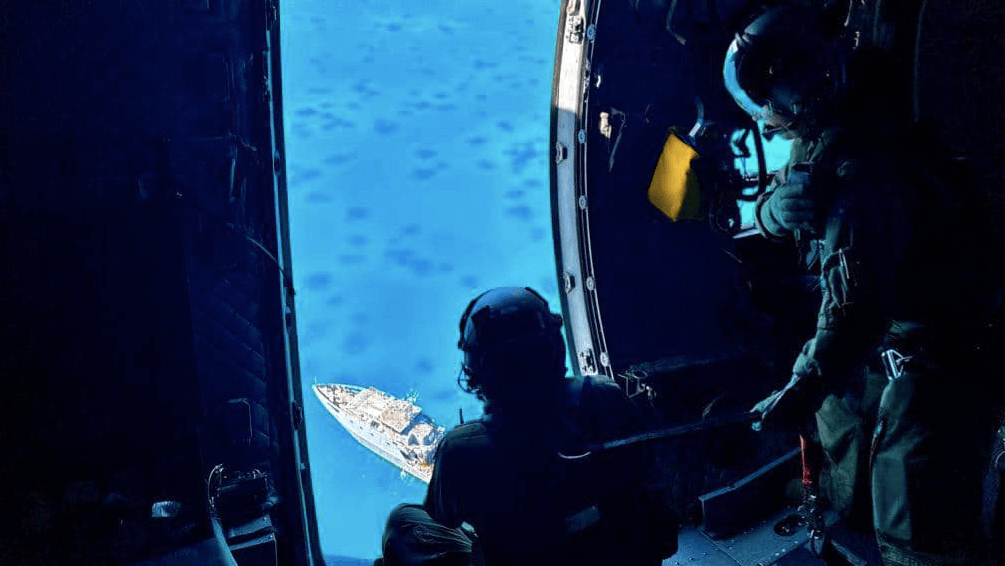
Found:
[577,0,815,394]
[0,2,314,564]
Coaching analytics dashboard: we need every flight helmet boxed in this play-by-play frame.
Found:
[457,287,566,402]
[723,2,852,137]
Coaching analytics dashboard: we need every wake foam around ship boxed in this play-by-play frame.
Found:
[405,388,419,403]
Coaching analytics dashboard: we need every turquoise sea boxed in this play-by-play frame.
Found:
[280,0,564,560]
[279,1,791,560]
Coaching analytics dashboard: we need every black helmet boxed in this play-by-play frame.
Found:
[457,287,566,402]
[723,2,852,135]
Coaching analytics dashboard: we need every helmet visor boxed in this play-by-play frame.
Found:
[723,40,770,122]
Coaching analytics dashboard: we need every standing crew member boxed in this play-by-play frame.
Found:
[724,3,1004,565]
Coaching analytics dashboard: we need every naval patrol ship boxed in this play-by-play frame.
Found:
[312,384,445,483]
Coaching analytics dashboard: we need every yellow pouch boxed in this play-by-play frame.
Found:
[647,132,703,221]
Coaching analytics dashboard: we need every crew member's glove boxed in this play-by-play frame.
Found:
[754,165,822,239]
[751,372,825,432]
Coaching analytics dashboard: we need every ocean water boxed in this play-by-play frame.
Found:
[279,0,564,560]
[279,1,792,560]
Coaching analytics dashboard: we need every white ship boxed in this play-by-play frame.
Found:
[312,383,446,483]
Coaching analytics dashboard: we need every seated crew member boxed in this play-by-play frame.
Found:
[378,287,677,566]
[724,3,1005,565]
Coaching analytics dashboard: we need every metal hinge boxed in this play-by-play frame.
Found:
[579,348,597,374]
[566,16,585,44]
[617,368,650,399]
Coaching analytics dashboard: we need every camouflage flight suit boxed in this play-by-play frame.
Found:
[756,130,888,530]
[760,126,1003,565]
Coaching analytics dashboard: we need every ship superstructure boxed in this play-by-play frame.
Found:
[312,383,446,483]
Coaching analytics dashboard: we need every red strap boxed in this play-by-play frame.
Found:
[800,435,812,486]
[800,434,824,486]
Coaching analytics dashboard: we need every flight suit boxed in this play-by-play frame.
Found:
[762,125,1004,565]
[378,503,473,566]
[756,130,888,528]
[381,375,677,566]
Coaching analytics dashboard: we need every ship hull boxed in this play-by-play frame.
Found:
[312,384,437,483]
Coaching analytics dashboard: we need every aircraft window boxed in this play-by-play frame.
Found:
[732,126,793,226]
[280,1,564,562]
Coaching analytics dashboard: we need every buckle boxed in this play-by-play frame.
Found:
[881,349,912,381]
